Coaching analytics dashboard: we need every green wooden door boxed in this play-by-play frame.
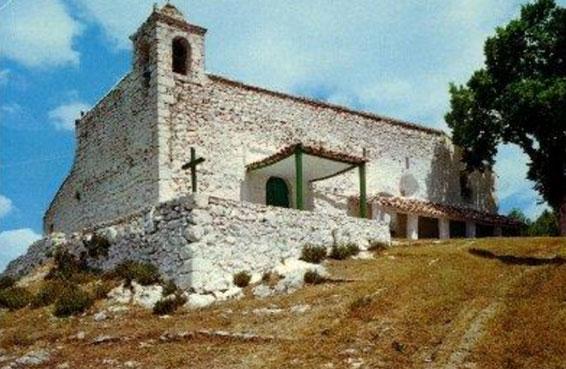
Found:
[266,177,290,208]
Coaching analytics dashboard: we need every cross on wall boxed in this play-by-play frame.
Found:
[181,147,205,193]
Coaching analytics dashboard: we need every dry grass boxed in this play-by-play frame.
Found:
[0,237,564,369]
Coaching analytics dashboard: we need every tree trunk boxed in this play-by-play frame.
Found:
[560,196,566,237]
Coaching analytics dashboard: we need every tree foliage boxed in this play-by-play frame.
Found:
[507,207,559,236]
[529,209,560,236]
[446,0,566,234]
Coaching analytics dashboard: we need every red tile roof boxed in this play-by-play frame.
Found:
[246,143,367,172]
[365,195,523,227]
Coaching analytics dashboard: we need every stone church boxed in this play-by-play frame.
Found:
[3,3,524,291]
[44,4,518,241]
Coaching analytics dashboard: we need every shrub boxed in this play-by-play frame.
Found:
[330,243,359,260]
[0,276,16,290]
[31,280,65,308]
[346,243,360,256]
[112,261,161,286]
[53,286,93,317]
[233,271,251,288]
[46,249,95,284]
[153,298,177,315]
[261,271,271,282]
[152,294,187,316]
[0,287,32,311]
[300,244,327,264]
[162,279,179,296]
[304,270,325,285]
[91,280,116,300]
[83,233,111,258]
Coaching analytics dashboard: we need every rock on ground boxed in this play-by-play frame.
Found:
[184,293,215,308]
[14,349,50,366]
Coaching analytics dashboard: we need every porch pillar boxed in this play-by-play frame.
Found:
[465,221,476,238]
[407,214,419,240]
[439,218,450,240]
[359,163,367,218]
[294,145,304,210]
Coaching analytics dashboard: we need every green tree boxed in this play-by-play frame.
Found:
[528,209,560,236]
[445,0,566,235]
[507,208,531,235]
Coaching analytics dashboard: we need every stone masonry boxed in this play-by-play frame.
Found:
[43,4,497,234]
[6,194,389,293]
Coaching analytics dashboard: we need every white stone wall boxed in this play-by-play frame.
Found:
[42,6,498,235]
[7,195,390,293]
[43,70,160,234]
[165,75,497,216]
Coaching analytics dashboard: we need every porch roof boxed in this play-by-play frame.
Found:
[246,143,367,182]
[359,195,523,227]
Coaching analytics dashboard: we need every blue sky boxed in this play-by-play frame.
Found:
[0,0,561,271]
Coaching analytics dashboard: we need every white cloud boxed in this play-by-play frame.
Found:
[0,195,13,218]
[76,0,157,49]
[48,101,90,131]
[0,0,83,67]
[0,228,41,272]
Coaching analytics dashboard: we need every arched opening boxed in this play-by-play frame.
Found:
[172,37,190,75]
[266,177,289,208]
[137,41,151,87]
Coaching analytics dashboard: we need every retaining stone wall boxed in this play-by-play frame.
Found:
[6,195,389,293]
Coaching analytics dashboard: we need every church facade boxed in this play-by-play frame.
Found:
[44,4,518,240]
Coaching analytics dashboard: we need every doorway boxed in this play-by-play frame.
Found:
[266,177,290,208]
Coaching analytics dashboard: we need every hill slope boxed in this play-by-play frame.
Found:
[1,238,565,369]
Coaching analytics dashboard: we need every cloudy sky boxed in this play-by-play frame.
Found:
[0,0,559,271]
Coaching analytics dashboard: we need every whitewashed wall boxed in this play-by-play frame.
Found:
[7,195,390,293]
[43,6,497,235]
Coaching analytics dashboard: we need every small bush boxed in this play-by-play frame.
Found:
[153,298,177,315]
[46,249,95,284]
[152,294,187,316]
[53,286,93,317]
[31,280,66,308]
[300,244,327,264]
[329,243,360,260]
[0,276,16,290]
[261,271,271,282]
[304,270,325,285]
[0,287,32,311]
[91,280,116,300]
[112,261,161,286]
[233,271,251,288]
[83,233,111,259]
[162,279,179,297]
[346,243,360,256]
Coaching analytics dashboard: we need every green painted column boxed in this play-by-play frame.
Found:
[359,163,367,218]
[295,146,304,210]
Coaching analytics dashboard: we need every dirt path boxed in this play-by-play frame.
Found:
[441,302,500,369]
[428,267,535,369]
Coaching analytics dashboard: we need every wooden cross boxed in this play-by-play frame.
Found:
[181,147,205,192]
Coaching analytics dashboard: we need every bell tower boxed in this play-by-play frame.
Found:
[130,3,207,85]
[130,3,208,202]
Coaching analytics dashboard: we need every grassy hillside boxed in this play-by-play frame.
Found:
[1,238,565,369]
